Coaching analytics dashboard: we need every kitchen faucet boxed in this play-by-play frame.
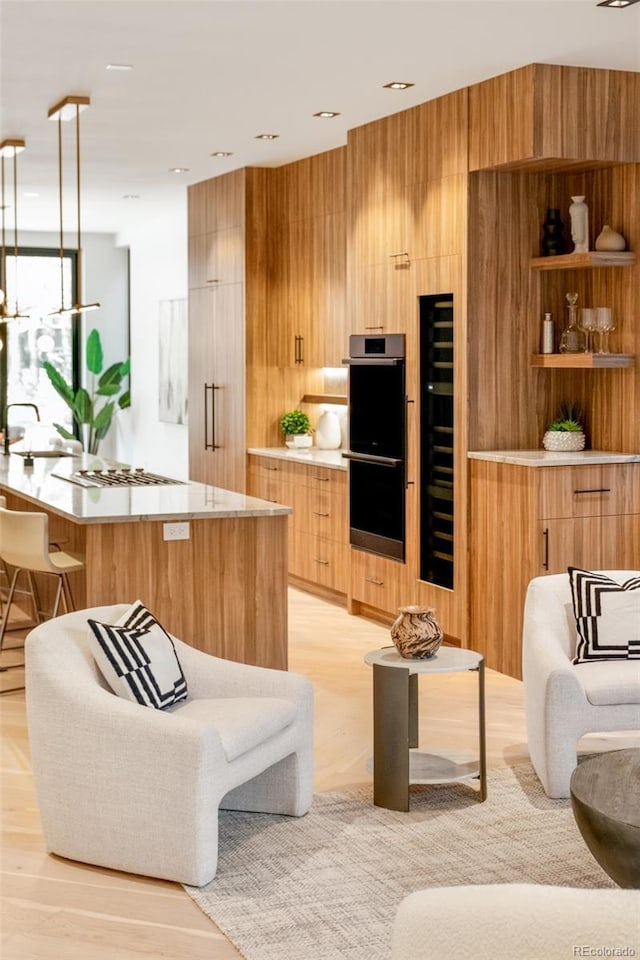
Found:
[3,403,41,456]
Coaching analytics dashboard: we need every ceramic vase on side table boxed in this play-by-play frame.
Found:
[390,606,444,659]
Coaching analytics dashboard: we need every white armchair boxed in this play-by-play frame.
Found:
[522,572,640,798]
[26,605,314,886]
[391,885,640,959]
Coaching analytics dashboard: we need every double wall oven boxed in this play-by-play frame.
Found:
[343,334,406,562]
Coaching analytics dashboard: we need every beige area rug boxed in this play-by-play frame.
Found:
[184,762,613,960]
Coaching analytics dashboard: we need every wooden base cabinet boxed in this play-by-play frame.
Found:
[248,455,349,597]
[470,459,640,679]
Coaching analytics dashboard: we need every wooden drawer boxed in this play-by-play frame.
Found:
[350,549,408,615]
[247,468,293,508]
[290,531,348,594]
[538,464,640,520]
[295,486,348,543]
[291,461,347,491]
[248,455,298,485]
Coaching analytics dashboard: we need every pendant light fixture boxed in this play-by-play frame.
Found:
[0,138,29,322]
[47,95,100,317]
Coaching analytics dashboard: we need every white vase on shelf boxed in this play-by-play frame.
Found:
[569,196,589,254]
[595,225,626,252]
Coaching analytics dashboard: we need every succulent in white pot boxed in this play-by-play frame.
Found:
[542,402,586,452]
[279,409,312,448]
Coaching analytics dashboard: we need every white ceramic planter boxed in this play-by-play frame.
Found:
[542,431,586,452]
[285,434,313,449]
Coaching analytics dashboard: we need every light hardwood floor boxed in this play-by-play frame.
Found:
[0,587,538,959]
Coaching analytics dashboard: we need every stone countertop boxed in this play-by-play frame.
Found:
[248,447,348,471]
[468,450,640,468]
[0,453,291,524]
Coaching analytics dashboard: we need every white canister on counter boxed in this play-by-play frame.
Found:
[315,409,342,449]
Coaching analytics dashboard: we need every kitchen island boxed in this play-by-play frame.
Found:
[0,453,292,669]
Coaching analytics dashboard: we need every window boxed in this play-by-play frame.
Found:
[1,248,79,439]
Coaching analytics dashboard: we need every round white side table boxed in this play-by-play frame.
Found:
[364,645,487,811]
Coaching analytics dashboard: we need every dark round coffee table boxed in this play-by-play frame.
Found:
[570,749,640,888]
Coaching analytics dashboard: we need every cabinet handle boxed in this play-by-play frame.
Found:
[313,511,330,517]
[294,334,305,364]
[206,278,219,284]
[542,527,549,571]
[364,325,384,331]
[573,488,611,495]
[266,465,279,472]
[314,558,329,565]
[313,475,329,482]
[365,576,384,586]
[204,383,221,451]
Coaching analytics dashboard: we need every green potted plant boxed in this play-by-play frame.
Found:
[43,329,130,455]
[542,402,586,452]
[279,409,312,448]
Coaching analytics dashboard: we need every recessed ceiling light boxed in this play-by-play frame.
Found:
[383,81,414,90]
[255,133,279,140]
[313,111,341,118]
[597,0,638,5]
[211,151,233,158]
[106,63,133,71]
[169,167,189,174]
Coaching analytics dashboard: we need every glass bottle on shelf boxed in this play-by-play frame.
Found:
[559,292,586,353]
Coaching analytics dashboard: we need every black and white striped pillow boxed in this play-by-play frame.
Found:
[569,568,640,664]
[87,601,187,709]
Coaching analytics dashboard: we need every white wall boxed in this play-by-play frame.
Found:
[116,205,188,477]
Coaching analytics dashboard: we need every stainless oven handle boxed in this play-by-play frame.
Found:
[341,452,403,467]
[342,357,404,366]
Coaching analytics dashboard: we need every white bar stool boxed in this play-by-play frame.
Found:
[0,507,85,693]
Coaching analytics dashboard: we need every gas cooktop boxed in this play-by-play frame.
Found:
[52,467,185,489]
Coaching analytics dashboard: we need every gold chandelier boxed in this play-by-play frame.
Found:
[47,95,100,318]
[0,138,30,322]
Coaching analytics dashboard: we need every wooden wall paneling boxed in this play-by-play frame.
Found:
[246,366,324,449]
[283,147,346,222]
[188,227,245,289]
[535,65,640,164]
[468,65,536,171]
[467,170,542,450]
[408,89,469,184]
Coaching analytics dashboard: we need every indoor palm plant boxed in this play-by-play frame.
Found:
[43,329,130,455]
[542,402,586,451]
[279,409,312,448]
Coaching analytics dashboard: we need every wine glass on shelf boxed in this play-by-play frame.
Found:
[595,307,615,354]
[579,308,596,353]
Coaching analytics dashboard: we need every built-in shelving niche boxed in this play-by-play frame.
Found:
[420,294,454,590]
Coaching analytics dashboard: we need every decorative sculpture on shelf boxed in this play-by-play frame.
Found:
[540,208,566,257]
[569,196,589,254]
